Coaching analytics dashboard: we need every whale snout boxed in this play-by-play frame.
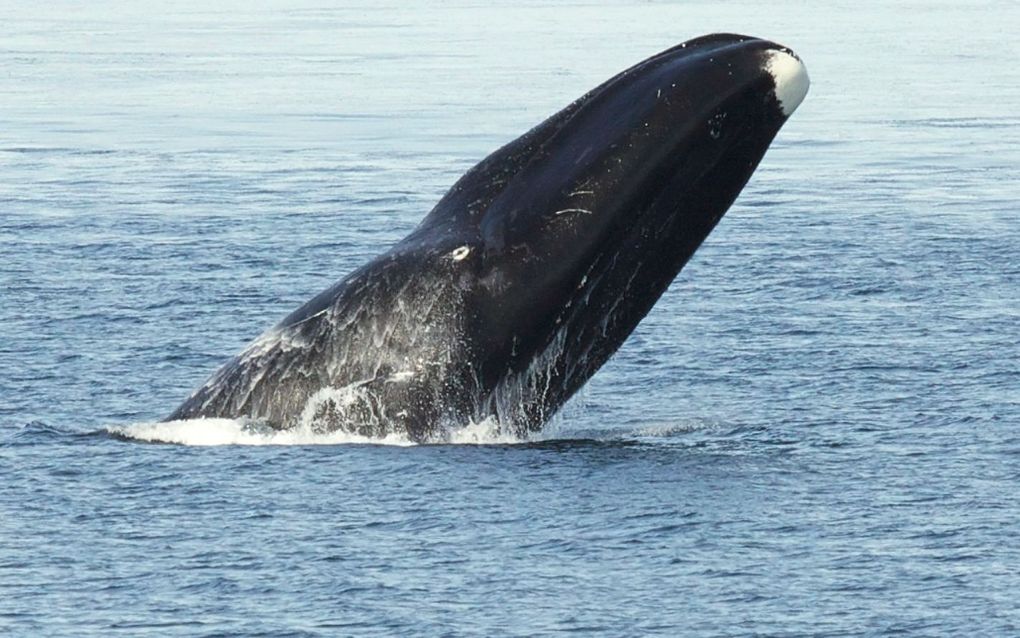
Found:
[763,48,810,117]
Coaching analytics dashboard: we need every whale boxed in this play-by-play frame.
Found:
[167,33,809,442]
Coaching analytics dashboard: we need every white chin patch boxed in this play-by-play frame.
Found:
[763,49,810,117]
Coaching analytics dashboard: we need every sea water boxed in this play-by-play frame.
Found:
[2,1,1018,635]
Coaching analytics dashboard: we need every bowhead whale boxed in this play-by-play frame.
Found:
[168,33,809,441]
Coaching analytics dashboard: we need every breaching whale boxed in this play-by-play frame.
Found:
[168,33,809,441]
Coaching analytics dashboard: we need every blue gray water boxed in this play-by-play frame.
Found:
[3,1,1019,635]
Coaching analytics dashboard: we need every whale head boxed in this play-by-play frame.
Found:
[407,34,810,429]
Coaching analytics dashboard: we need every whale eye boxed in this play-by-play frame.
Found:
[448,245,471,261]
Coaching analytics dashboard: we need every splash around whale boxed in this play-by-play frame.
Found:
[167,33,809,443]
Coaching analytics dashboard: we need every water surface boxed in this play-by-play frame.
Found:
[2,1,1018,635]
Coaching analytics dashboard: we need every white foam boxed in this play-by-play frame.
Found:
[107,418,416,446]
[106,416,550,447]
[447,416,531,445]
[763,49,810,116]
[107,415,719,447]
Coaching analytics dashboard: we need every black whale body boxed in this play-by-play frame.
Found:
[168,34,809,441]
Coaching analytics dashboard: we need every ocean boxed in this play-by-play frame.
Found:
[2,1,1018,635]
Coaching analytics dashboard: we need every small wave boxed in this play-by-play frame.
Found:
[3,421,81,446]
